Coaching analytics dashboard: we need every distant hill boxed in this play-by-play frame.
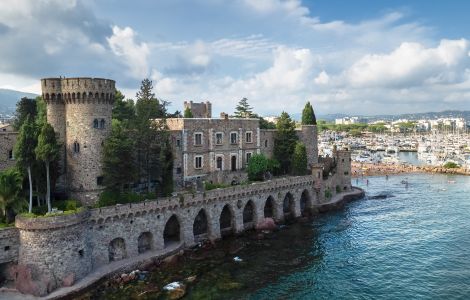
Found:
[0,89,38,115]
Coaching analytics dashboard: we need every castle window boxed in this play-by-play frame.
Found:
[342,158,344,162]
[194,133,203,146]
[215,132,223,145]
[176,167,182,174]
[97,176,104,186]
[51,93,56,100]
[246,131,252,143]
[72,93,75,100]
[230,132,238,144]
[100,119,105,129]
[194,156,203,169]
[57,94,62,100]
[73,142,80,153]
[265,140,268,147]
[101,93,105,99]
[176,139,181,147]
[89,92,93,99]
[77,93,80,99]
[95,93,99,99]
[246,152,252,165]
[4,246,10,251]
[216,156,223,170]
[8,150,14,160]
[82,92,86,99]
[93,119,99,128]
[45,93,49,100]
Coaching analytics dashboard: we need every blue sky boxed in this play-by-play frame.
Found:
[0,0,469,116]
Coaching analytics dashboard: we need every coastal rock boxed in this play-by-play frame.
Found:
[62,273,75,287]
[163,282,186,300]
[256,218,277,231]
[163,254,179,266]
[13,264,53,297]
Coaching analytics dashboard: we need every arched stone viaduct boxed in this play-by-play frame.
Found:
[13,174,360,295]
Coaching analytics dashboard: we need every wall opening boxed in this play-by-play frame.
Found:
[219,205,233,237]
[283,192,295,221]
[108,238,127,262]
[193,209,209,242]
[138,232,153,254]
[264,196,275,218]
[164,215,180,248]
[231,156,237,171]
[243,200,255,228]
[300,189,311,217]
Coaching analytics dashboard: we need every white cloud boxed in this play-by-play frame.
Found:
[343,39,469,88]
[107,26,150,79]
[314,71,329,85]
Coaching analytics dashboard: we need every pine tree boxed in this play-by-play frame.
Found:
[35,123,59,213]
[301,102,317,125]
[234,98,254,118]
[112,90,135,123]
[273,112,299,174]
[183,107,193,118]
[102,120,136,192]
[291,142,308,175]
[14,97,37,130]
[14,115,37,213]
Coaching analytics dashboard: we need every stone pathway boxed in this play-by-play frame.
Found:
[0,243,182,300]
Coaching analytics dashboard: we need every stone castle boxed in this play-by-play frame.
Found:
[0,77,360,297]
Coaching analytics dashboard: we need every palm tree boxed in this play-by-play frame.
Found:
[0,168,23,222]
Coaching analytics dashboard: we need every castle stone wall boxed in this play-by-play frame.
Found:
[0,132,17,171]
[0,228,19,264]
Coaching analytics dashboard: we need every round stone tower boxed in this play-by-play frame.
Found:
[41,77,115,205]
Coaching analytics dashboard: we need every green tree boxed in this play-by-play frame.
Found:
[135,79,165,119]
[14,115,37,213]
[0,168,23,222]
[291,142,308,175]
[247,154,268,181]
[183,106,193,118]
[102,120,137,192]
[160,139,174,196]
[112,90,135,123]
[273,112,299,174]
[301,102,317,125]
[14,97,37,130]
[35,97,47,127]
[35,123,59,212]
[234,97,254,118]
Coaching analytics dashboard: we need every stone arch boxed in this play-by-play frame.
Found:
[138,232,153,254]
[264,196,276,218]
[45,93,49,100]
[101,92,105,99]
[95,92,99,99]
[300,189,312,217]
[57,93,62,100]
[108,237,127,262]
[163,215,181,247]
[89,92,93,99]
[219,204,234,237]
[283,192,295,220]
[51,93,56,100]
[243,200,255,229]
[193,209,209,242]
[77,92,80,99]
[82,92,86,99]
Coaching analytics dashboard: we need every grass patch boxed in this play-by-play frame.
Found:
[95,190,156,208]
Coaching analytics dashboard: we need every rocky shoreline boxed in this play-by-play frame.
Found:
[352,162,470,177]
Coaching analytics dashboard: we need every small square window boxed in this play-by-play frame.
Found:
[215,133,223,145]
[246,152,252,165]
[246,132,252,143]
[176,139,181,147]
[230,132,238,144]
[8,150,14,160]
[97,176,104,186]
[194,133,203,146]
[176,167,182,174]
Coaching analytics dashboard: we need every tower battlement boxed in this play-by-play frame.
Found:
[41,77,115,205]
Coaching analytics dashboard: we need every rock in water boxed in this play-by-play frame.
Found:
[163,282,186,300]
[256,218,277,231]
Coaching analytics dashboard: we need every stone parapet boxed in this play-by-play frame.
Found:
[0,227,19,264]
[15,209,90,231]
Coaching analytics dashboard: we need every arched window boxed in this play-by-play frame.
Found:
[93,119,99,128]
[73,141,80,153]
[51,93,56,100]
[82,92,86,99]
[45,93,50,100]
[101,92,105,99]
[95,93,99,99]
[100,119,105,129]
[77,92,80,99]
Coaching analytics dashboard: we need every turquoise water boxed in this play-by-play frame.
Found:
[86,173,470,300]
[251,174,470,299]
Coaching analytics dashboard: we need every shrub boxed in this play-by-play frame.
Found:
[291,142,307,175]
[204,182,230,191]
[325,189,332,199]
[267,158,281,175]
[247,154,268,181]
[336,185,341,193]
[443,162,459,169]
